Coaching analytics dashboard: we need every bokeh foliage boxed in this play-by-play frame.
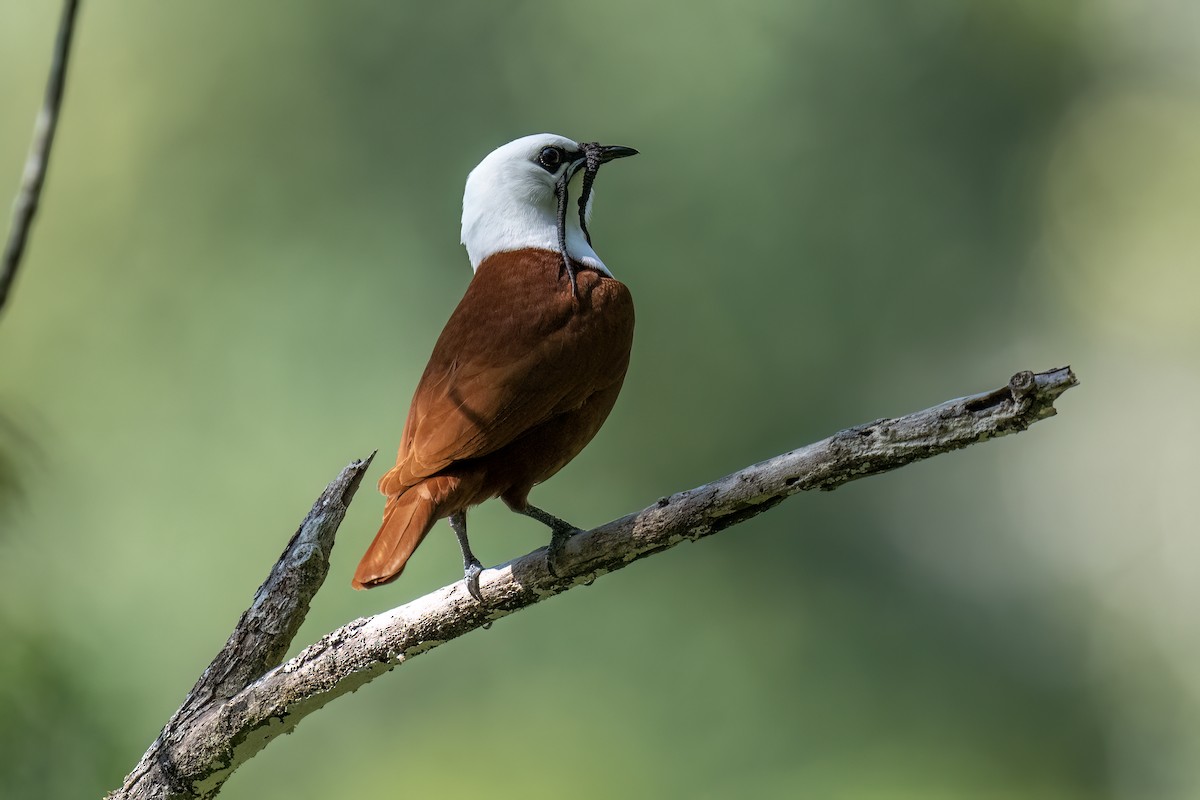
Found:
[2,1,1199,798]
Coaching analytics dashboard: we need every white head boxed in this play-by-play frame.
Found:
[460,133,637,274]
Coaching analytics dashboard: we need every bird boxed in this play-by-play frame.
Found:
[352,133,638,601]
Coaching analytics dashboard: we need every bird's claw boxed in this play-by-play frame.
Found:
[546,525,583,578]
[464,559,484,604]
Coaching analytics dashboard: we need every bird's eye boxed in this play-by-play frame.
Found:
[537,146,563,170]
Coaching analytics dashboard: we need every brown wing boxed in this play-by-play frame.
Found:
[380,249,634,494]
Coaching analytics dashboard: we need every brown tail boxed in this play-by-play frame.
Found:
[352,481,445,590]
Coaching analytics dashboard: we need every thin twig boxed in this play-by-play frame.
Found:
[107,366,1078,800]
[0,0,82,319]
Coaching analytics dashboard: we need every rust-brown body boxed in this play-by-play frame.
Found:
[352,247,634,589]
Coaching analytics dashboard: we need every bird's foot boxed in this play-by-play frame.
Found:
[546,523,583,579]
[463,558,484,604]
[450,511,486,604]
[510,503,584,578]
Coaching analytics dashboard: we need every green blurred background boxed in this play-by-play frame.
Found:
[2,1,1198,797]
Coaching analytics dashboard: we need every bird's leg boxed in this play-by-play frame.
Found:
[514,504,584,578]
[449,511,484,603]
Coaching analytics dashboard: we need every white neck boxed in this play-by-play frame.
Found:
[461,198,609,275]
[459,138,612,276]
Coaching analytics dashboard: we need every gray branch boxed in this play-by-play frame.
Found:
[1,0,81,319]
[111,454,375,800]
[107,366,1078,800]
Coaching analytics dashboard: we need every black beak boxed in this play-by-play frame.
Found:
[567,143,638,177]
[595,144,638,163]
